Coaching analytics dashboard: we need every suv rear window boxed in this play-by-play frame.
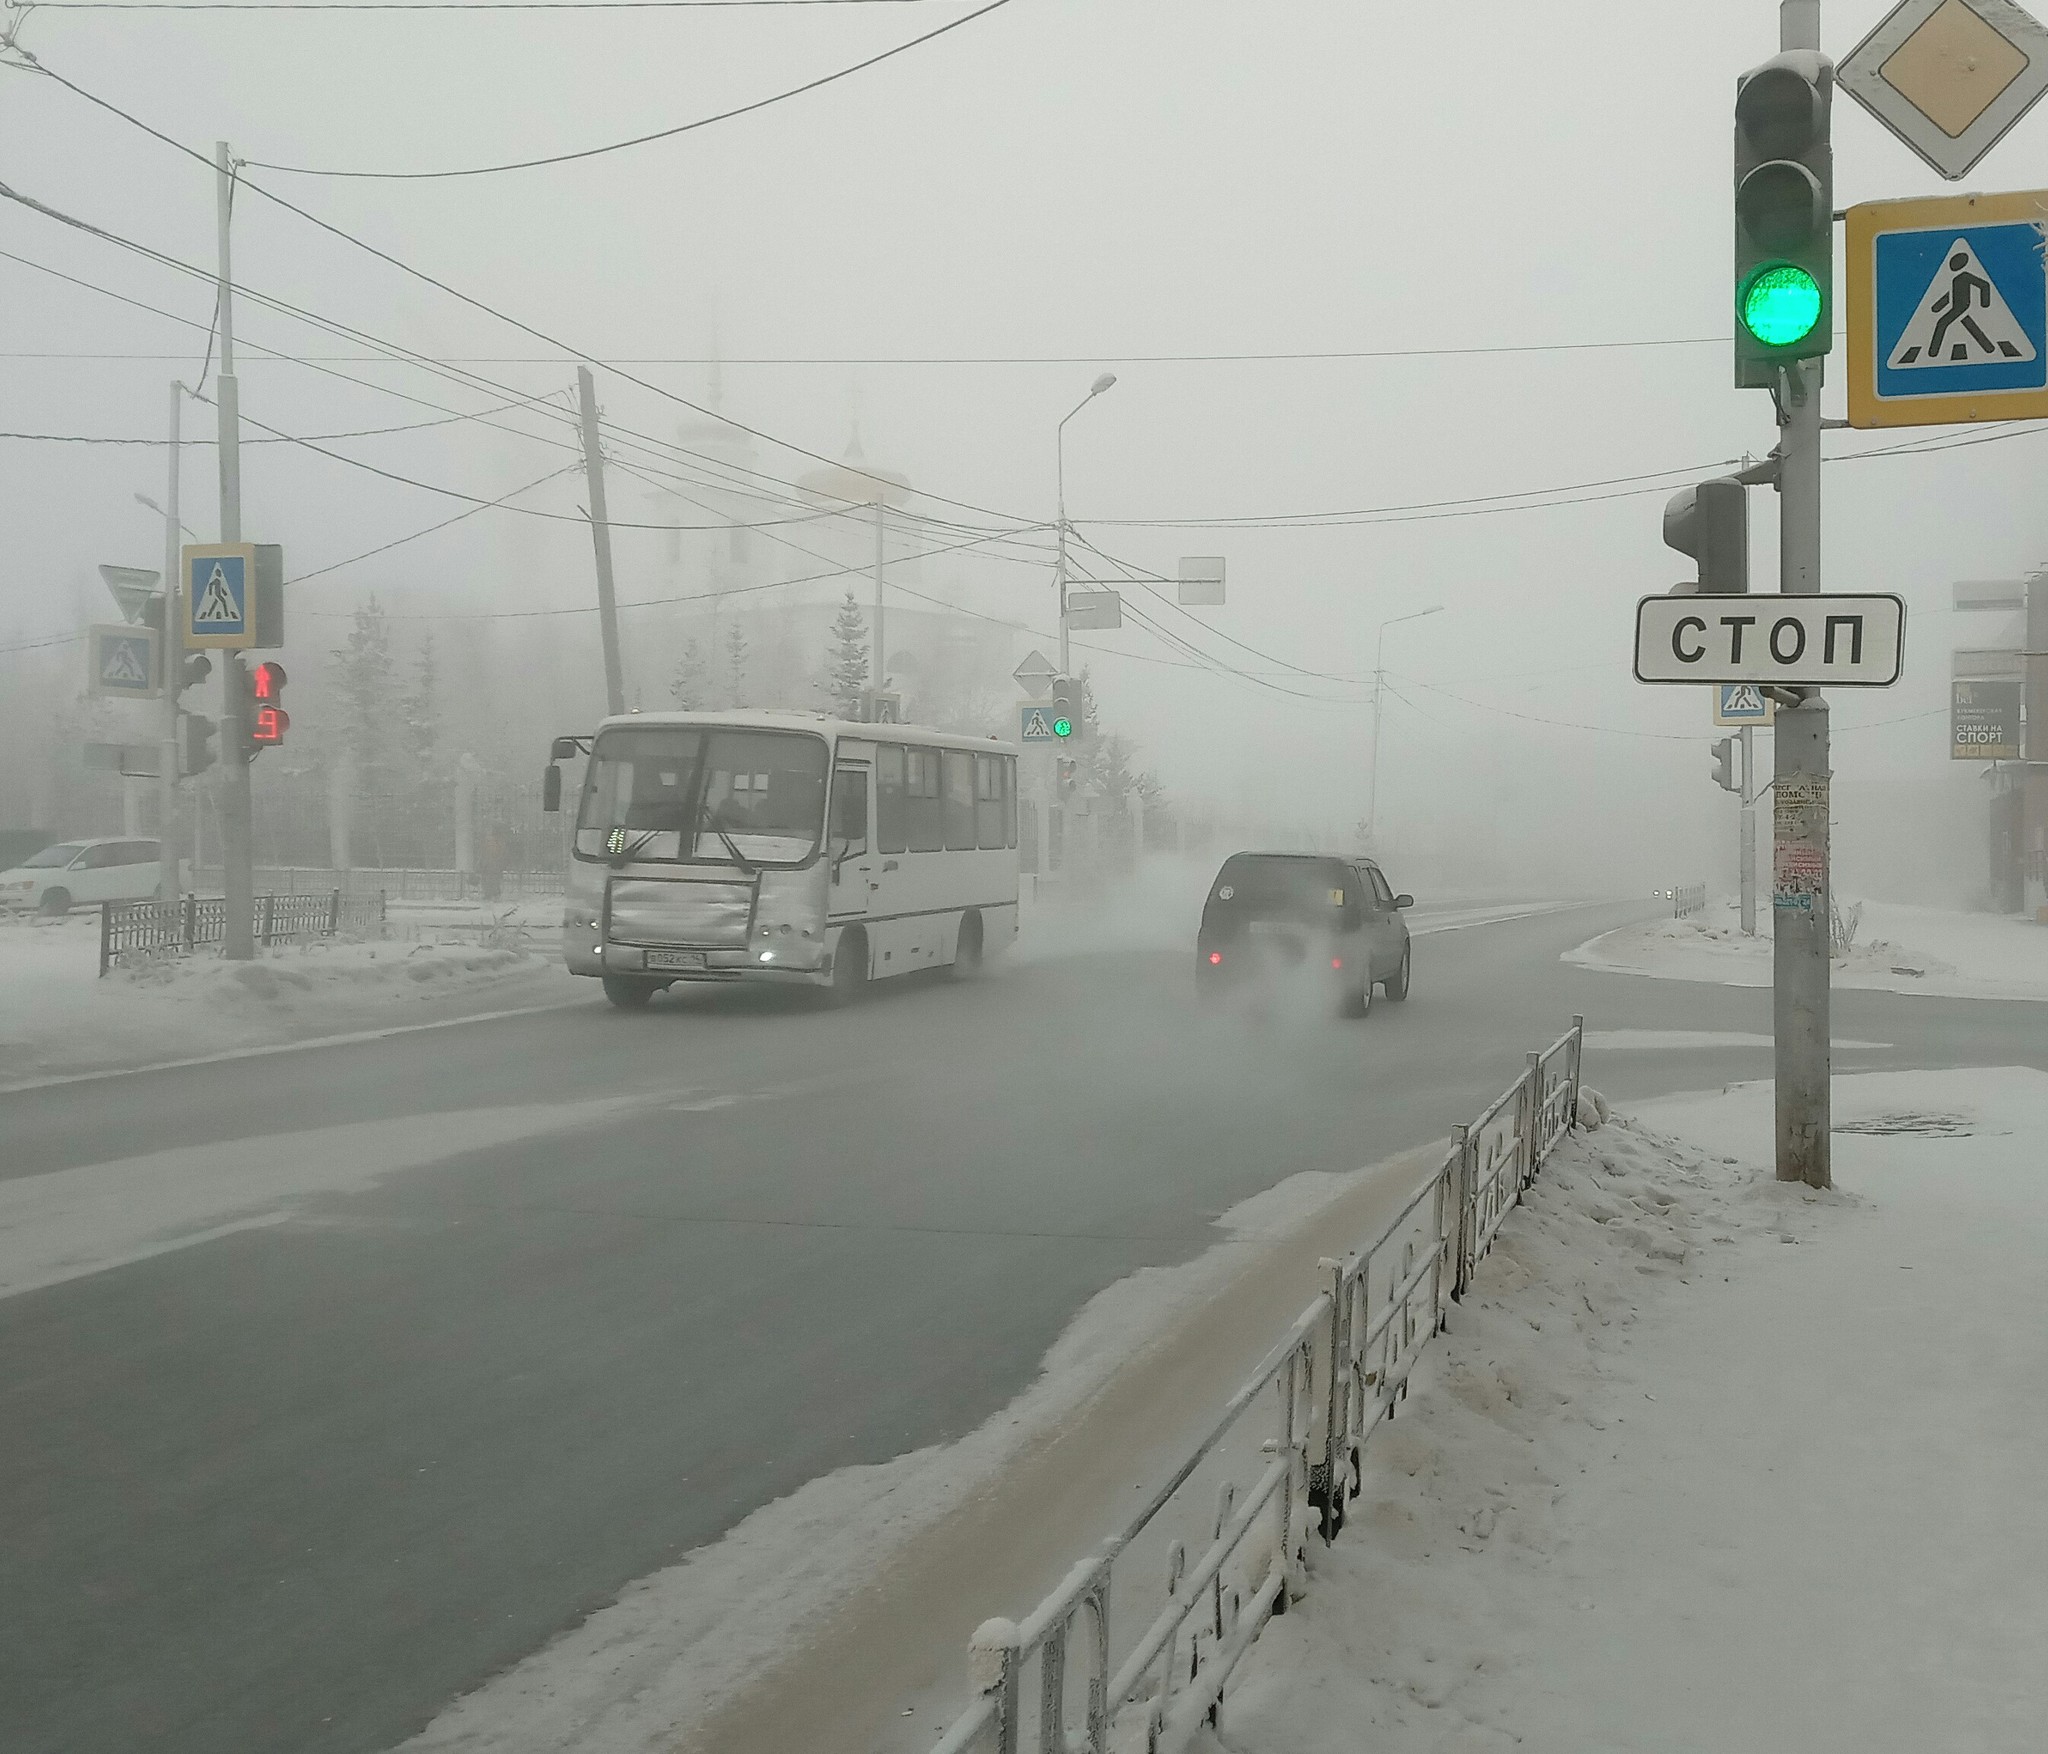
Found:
[1209,855,1353,912]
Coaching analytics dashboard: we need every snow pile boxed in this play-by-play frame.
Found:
[1566,897,2048,1002]
[1196,1066,2048,1754]
[0,915,580,1087]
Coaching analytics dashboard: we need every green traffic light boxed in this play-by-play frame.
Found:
[1052,715,1073,738]
[1739,264,1822,348]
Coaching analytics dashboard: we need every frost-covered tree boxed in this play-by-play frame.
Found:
[330,596,401,789]
[400,630,440,773]
[723,622,750,708]
[824,592,869,718]
[670,637,709,710]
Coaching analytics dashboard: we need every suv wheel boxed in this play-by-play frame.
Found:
[1383,945,1411,1002]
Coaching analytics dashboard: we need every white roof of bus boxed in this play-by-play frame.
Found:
[589,709,1018,755]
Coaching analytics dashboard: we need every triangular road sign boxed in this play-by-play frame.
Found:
[194,562,240,624]
[1887,237,2038,367]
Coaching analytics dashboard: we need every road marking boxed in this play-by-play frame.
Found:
[0,992,594,1097]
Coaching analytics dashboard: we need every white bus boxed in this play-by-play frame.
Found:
[543,711,1021,1007]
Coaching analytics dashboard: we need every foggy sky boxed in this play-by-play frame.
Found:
[4,0,2046,894]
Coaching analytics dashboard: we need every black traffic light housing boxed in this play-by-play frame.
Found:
[181,713,218,778]
[1049,676,1079,743]
[1735,50,1834,387]
[248,660,289,754]
[1712,737,1738,793]
[1056,759,1079,798]
[1663,476,1750,594]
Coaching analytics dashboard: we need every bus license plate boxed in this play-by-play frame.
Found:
[646,949,706,972]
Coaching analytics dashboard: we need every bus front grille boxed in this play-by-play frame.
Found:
[607,878,754,948]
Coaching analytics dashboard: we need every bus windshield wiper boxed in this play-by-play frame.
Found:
[704,823,759,876]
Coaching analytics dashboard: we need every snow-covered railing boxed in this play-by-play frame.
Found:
[99,890,387,975]
[1671,883,1706,919]
[928,1016,1586,1754]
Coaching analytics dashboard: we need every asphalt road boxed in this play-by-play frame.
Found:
[5,898,2043,1754]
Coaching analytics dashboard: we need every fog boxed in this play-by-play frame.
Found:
[5,0,2045,903]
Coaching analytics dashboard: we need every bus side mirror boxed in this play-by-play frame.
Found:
[549,737,580,761]
[542,765,562,813]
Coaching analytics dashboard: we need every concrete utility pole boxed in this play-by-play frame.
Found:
[159,380,184,912]
[575,365,626,718]
[1771,0,1830,1187]
[1364,605,1443,848]
[215,140,256,961]
[872,498,886,705]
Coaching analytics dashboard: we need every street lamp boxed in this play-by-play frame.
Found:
[136,492,201,541]
[1364,604,1443,850]
[1054,372,1117,671]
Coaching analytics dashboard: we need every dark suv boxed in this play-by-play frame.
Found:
[1195,852,1413,1016]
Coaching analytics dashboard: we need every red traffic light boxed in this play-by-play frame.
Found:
[252,661,287,701]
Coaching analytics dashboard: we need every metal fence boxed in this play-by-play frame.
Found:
[1671,883,1706,919]
[100,890,387,975]
[190,867,563,904]
[931,1016,1586,1754]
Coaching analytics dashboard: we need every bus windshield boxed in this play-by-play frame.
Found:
[575,727,828,868]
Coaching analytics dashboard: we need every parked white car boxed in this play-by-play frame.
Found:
[0,838,165,915]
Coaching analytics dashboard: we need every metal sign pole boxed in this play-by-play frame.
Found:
[1740,723,1757,935]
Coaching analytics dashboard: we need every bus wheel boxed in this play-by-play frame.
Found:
[951,912,983,979]
[828,929,868,1006]
[602,975,659,1009]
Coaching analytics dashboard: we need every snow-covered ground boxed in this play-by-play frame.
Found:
[1198,1066,2048,1754]
[0,906,581,1088]
[1567,897,2048,1003]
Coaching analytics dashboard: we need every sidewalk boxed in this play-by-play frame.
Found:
[1200,1067,2048,1754]
[1567,897,2048,1003]
[0,911,582,1088]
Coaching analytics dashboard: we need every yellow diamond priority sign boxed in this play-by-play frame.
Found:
[1839,0,2048,181]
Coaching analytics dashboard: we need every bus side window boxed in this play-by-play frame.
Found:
[943,750,977,850]
[876,745,908,853]
[975,754,1006,849]
[907,750,944,852]
[1004,755,1018,849]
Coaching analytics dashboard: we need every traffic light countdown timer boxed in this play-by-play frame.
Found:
[247,660,289,755]
[1734,51,1834,385]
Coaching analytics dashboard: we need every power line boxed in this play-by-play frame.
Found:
[7,51,1047,525]
[32,0,954,9]
[0,336,1738,365]
[285,463,583,584]
[0,388,563,445]
[233,0,1012,178]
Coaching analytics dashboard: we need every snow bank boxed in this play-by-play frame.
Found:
[0,913,581,1087]
[1566,897,2048,1002]
[1197,1066,2048,1753]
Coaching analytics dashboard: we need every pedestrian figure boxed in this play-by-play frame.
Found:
[1927,250,1996,361]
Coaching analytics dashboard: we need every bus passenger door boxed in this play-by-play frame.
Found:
[827,762,873,927]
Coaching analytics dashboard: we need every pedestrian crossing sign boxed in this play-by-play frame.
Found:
[1019,702,1058,743]
[88,624,161,698]
[1847,190,2048,427]
[182,543,257,648]
[1714,682,1775,726]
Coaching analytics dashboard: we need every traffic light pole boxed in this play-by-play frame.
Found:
[215,140,256,961]
[1770,15,1830,1202]
[159,378,184,913]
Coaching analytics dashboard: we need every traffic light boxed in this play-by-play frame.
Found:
[1663,476,1749,594]
[176,652,213,696]
[1049,676,1078,742]
[1712,737,1738,793]
[1734,51,1834,386]
[1056,758,1079,798]
[182,713,218,778]
[249,660,289,752]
